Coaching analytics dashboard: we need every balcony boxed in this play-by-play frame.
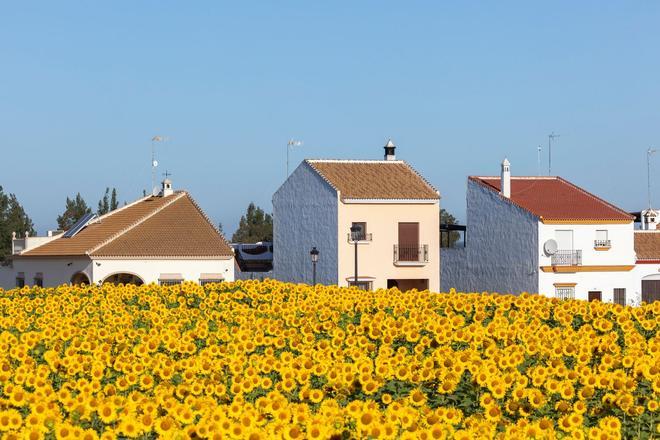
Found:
[394,244,429,266]
[551,250,582,266]
[594,239,611,250]
[347,233,372,243]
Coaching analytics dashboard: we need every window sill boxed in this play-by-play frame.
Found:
[394,261,428,267]
[347,240,371,245]
[594,246,611,251]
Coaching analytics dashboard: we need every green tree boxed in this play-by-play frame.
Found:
[57,193,92,231]
[231,203,273,243]
[110,188,118,211]
[440,208,461,248]
[97,187,119,215]
[0,186,35,262]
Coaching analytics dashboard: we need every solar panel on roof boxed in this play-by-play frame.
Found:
[62,213,97,238]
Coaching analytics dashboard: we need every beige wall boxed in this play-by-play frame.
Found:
[337,201,440,292]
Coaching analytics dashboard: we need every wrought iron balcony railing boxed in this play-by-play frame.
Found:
[394,245,429,263]
[347,233,373,242]
[594,239,611,248]
[551,250,582,266]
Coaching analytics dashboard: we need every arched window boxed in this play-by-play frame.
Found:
[71,272,90,285]
[102,273,144,286]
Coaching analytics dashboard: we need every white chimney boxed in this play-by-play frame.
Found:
[161,178,174,197]
[642,208,658,230]
[501,158,511,198]
[384,139,396,161]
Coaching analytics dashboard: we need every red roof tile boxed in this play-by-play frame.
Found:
[470,176,633,223]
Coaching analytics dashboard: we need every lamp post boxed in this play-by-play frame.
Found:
[310,247,319,285]
[350,225,360,287]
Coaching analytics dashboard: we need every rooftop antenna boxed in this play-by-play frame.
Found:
[548,132,560,175]
[151,136,168,195]
[647,147,657,210]
[537,145,542,176]
[286,139,303,177]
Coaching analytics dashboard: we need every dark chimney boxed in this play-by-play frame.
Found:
[384,139,396,161]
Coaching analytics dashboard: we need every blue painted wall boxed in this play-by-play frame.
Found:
[272,162,338,284]
[464,180,539,294]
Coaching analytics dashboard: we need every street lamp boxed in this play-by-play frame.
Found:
[350,225,360,288]
[310,247,319,285]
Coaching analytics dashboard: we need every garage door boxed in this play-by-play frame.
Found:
[641,280,660,303]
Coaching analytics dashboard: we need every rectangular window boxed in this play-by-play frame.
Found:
[199,279,223,286]
[595,230,610,247]
[33,276,43,288]
[159,273,183,286]
[613,288,626,306]
[555,230,574,250]
[588,291,602,302]
[351,222,367,241]
[555,286,574,300]
[159,279,183,286]
[15,277,25,288]
[348,281,372,291]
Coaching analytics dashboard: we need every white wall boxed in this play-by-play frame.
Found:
[91,258,234,284]
[272,162,339,285]
[631,264,660,305]
[538,222,636,301]
[459,180,539,295]
[8,257,93,288]
[1,257,234,289]
[0,265,15,289]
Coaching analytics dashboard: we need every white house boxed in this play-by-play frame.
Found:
[442,159,638,304]
[3,179,234,288]
[632,209,660,303]
[273,141,440,291]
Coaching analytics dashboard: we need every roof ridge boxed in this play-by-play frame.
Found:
[403,162,440,197]
[89,194,153,225]
[555,177,634,220]
[183,193,234,255]
[88,192,187,255]
[304,160,340,194]
[307,159,405,164]
[468,177,540,219]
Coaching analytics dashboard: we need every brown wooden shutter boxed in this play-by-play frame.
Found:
[588,291,602,302]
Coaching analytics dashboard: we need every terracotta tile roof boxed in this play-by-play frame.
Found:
[634,231,660,261]
[306,160,439,201]
[20,193,233,258]
[470,176,633,223]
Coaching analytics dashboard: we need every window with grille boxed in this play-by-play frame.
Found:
[199,279,223,286]
[555,286,575,300]
[348,281,372,291]
[159,279,183,286]
[613,288,626,306]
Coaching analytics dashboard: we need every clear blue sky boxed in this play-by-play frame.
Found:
[1,2,659,236]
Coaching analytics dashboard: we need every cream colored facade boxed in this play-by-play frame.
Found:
[337,199,440,292]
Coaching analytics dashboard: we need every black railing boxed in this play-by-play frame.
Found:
[394,245,429,263]
[551,250,582,266]
[594,239,611,247]
[347,233,373,242]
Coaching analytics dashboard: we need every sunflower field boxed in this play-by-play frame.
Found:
[0,280,657,439]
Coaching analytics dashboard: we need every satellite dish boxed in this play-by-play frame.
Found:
[152,160,159,167]
[544,239,558,256]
